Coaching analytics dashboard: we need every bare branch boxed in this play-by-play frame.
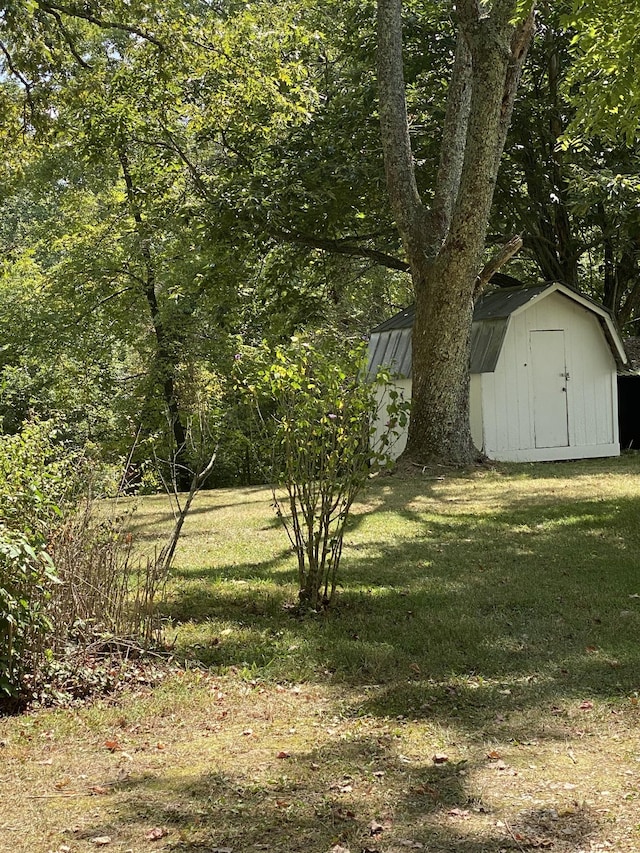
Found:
[474,234,523,297]
[377,0,427,264]
[430,29,473,248]
[493,4,536,176]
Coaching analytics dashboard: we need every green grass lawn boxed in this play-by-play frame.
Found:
[2,456,640,852]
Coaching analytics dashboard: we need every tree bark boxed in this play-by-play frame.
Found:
[377,0,535,465]
[117,146,191,490]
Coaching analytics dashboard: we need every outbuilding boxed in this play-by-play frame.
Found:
[368,281,628,462]
[617,337,640,450]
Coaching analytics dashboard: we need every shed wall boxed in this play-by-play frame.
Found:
[372,378,411,461]
[469,374,484,451]
[481,292,619,461]
[368,289,622,464]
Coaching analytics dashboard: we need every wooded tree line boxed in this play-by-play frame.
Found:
[1,0,639,472]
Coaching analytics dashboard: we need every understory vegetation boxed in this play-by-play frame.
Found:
[0,334,400,709]
[0,419,170,711]
[1,457,640,852]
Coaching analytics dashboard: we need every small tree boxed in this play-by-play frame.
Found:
[239,334,408,611]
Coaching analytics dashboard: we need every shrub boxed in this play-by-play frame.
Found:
[0,528,58,704]
[48,496,168,650]
[237,333,408,610]
[0,418,78,540]
[0,419,168,709]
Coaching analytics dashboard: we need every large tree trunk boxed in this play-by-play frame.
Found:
[377,0,535,465]
[410,256,476,462]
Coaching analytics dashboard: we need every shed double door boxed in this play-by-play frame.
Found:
[530,330,569,448]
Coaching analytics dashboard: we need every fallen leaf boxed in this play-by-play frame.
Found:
[432,753,449,764]
[104,739,121,752]
[447,808,470,818]
[242,729,253,736]
[579,700,594,710]
[90,837,112,847]
[334,806,356,821]
[156,742,166,750]
[276,751,290,759]
[144,827,168,841]
[330,780,353,793]
[88,785,110,795]
[412,783,437,797]
[487,750,501,760]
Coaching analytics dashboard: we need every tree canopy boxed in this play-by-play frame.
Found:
[1,0,639,472]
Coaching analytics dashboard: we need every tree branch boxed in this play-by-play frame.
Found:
[44,7,92,68]
[376,0,427,265]
[474,234,523,297]
[37,1,165,49]
[272,230,409,272]
[0,39,36,122]
[430,28,473,249]
[493,5,536,176]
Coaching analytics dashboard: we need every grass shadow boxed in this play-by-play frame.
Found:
[102,731,602,853]
[150,470,640,738]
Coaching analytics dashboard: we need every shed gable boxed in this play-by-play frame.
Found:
[367,283,627,379]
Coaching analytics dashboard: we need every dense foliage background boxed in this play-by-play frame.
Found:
[1,0,639,473]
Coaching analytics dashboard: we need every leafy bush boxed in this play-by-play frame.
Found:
[237,333,408,610]
[0,418,78,540]
[0,528,58,703]
[0,418,168,709]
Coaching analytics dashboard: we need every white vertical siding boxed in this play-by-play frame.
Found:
[369,288,620,464]
[484,291,619,461]
[371,378,412,461]
[469,374,484,452]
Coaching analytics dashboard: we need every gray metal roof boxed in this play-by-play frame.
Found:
[367,315,508,377]
[474,285,549,320]
[371,305,414,333]
[367,327,413,377]
[366,284,627,378]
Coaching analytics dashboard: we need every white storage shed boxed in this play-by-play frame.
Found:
[368,282,628,463]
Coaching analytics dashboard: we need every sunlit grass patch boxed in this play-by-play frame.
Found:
[3,456,640,851]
